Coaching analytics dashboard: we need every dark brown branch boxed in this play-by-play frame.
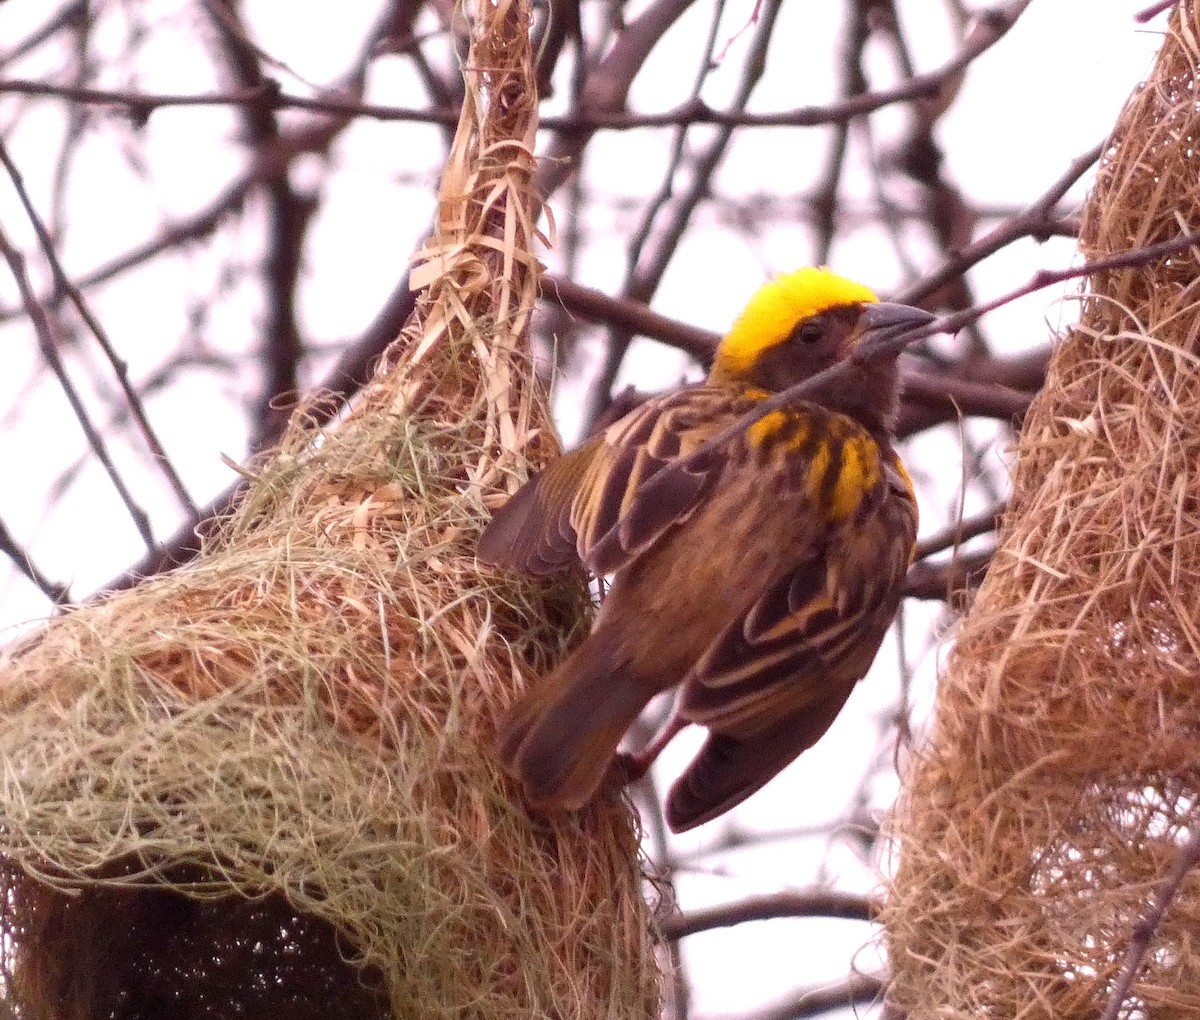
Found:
[904,548,992,601]
[0,517,71,606]
[534,0,581,99]
[659,891,878,941]
[0,2,1036,137]
[914,506,1003,560]
[257,184,318,447]
[897,371,1033,436]
[960,347,1050,391]
[719,972,886,1020]
[1097,824,1200,1020]
[899,141,1103,308]
[201,0,315,452]
[0,222,155,551]
[542,273,719,361]
[0,139,198,519]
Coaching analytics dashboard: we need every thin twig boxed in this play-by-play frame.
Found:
[0,139,198,518]
[914,505,1004,559]
[0,175,256,327]
[713,972,886,1020]
[899,141,1104,307]
[0,517,71,606]
[0,0,88,68]
[0,224,155,551]
[0,0,1037,136]
[904,548,992,601]
[1096,824,1200,1020]
[660,890,877,941]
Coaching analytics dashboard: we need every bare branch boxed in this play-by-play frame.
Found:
[542,273,719,361]
[1097,824,1200,1020]
[715,972,886,1020]
[897,371,1033,436]
[899,141,1103,308]
[0,221,156,552]
[904,548,992,602]
[0,1,89,68]
[0,516,71,606]
[660,890,878,941]
[914,505,1003,560]
[0,140,198,519]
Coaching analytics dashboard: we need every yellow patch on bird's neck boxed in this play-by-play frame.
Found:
[712,267,877,379]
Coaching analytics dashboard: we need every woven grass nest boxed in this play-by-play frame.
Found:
[886,5,1200,1018]
[0,1,660,1017]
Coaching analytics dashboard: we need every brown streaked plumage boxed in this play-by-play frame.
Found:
[479,268,930,832]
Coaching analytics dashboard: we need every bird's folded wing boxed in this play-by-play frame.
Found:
[476,436,600,574]
[679,519,910,735]
[580,389,733,575]
[479,386,741,577]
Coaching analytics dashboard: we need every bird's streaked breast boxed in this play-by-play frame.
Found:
[742,406,891,524]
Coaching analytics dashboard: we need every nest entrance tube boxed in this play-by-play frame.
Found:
[886,5,1200,1018]
[2,859,390,1018]
[0,0,660,1017]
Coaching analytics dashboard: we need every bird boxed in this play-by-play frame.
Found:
[478,267,930,832]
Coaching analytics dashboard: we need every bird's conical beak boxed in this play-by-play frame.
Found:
[860,301,935,335]
[848,301,935,359]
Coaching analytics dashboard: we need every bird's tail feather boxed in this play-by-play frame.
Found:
[499,624,649,811]
[666,680,856,832]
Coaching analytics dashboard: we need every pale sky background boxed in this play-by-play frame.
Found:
[0,1,1174,1016]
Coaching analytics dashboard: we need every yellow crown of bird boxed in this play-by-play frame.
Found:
[713,267,878,378]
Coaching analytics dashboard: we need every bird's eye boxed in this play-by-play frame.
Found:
[795,320,824,345]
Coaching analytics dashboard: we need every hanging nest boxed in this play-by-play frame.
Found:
[886,5,1200,1018]
[0,1,660,1018]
